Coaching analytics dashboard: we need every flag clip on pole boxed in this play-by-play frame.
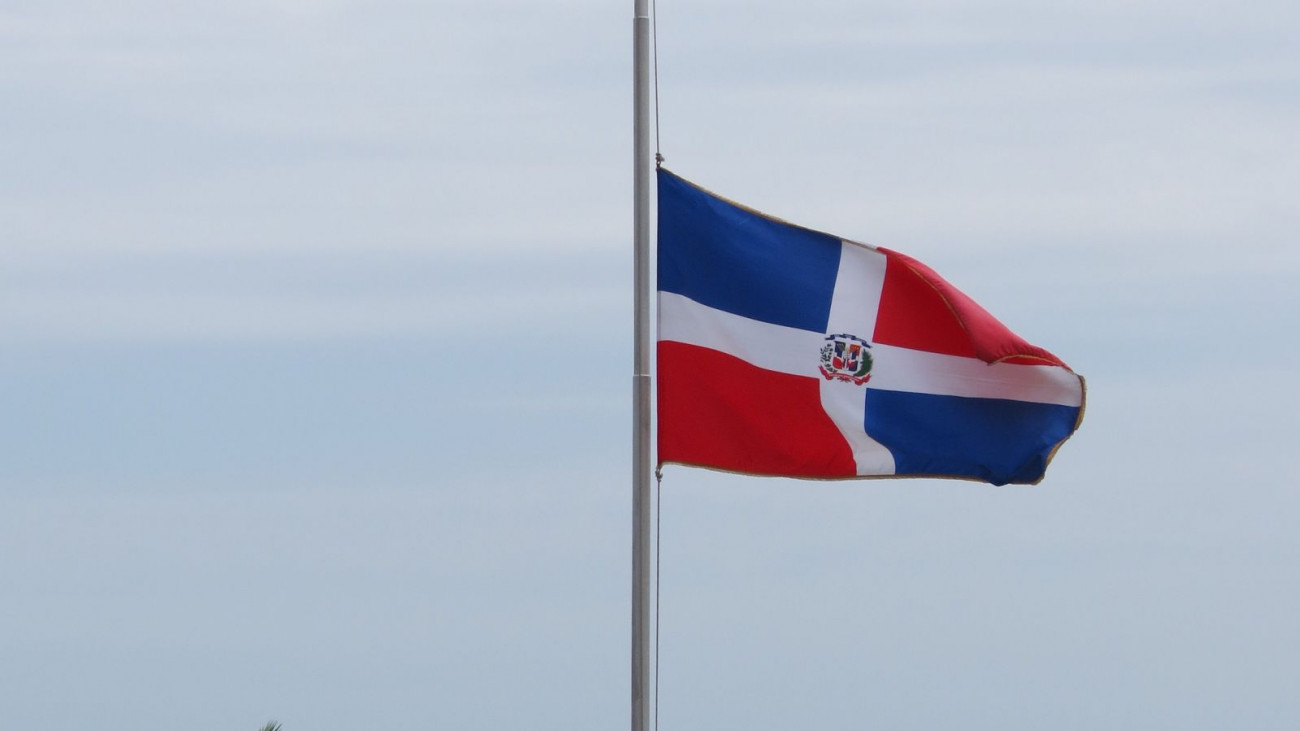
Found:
[631,2,654,731]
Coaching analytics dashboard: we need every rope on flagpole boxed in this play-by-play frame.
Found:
[652,0,664,166]
[654,467,663,731]
[650,0,663,726]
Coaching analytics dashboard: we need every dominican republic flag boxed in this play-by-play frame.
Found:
[657,169,1085,485]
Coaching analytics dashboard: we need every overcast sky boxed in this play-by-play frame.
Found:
[2,1,1298,729]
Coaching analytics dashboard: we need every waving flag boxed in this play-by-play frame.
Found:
[656,169,1084,485]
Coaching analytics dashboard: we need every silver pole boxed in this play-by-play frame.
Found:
[631,1,653,731]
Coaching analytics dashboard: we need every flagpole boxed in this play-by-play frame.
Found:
[631,1,653,730]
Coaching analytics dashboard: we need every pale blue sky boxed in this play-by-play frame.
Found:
[2,1,1297,729]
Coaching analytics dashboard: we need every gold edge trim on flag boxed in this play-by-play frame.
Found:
[1023,372,1087,485]
[655,460,1045,487]
[658,376,1085,487]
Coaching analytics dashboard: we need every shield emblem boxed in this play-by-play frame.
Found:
[820,334,873,385]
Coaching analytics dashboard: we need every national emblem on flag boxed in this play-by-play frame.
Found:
[655,169,1085,485]
[820,333,873,385]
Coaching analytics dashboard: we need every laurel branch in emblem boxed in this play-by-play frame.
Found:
[819,333,873,385]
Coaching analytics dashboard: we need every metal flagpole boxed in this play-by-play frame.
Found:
[631,1,653,731]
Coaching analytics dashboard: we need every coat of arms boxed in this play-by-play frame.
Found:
[819,333,873,385]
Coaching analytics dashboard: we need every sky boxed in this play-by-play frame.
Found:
[2,0,1298,728]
